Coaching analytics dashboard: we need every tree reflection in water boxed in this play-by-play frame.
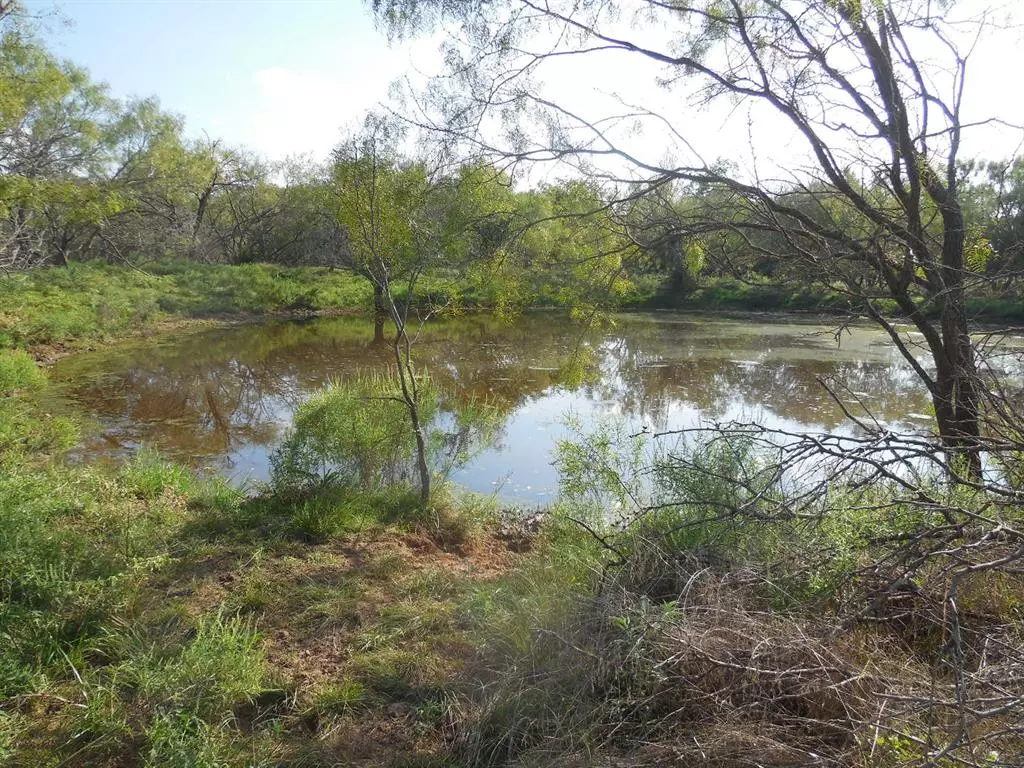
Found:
[50,313,942,501]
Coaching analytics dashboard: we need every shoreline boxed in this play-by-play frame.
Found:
[29,306,366,365]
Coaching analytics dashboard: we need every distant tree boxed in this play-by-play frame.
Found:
[1,8,281,270]
[0,22,122,267]
[964,158,1024,285]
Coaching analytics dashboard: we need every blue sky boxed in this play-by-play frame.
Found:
[28,0,419,160]
[22,0,1024,173]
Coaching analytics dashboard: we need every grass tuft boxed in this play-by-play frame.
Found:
[0,350,46,396]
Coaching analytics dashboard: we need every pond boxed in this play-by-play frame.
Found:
[50,312,936,504]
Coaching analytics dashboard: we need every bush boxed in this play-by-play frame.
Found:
[271,372,440,493]
[289,493,350,541]
[455,567,871,768]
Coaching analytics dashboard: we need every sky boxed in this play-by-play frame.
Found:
[27,0,435,162]
[22,0,1024,175]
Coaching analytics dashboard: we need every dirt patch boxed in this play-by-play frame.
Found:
[148,529,521,695]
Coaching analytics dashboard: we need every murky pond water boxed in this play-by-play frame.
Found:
[50,312,935,503]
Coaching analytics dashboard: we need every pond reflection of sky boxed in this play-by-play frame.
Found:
[47,312,980,505]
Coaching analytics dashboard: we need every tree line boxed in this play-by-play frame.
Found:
[3,5,1022,300]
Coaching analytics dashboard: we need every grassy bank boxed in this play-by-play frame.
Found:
[5,263,1021,363]
[0,262,373,355]
[1,465,528,766]
[626,275,1024,323]
[1,350,529,765]
[0,261,550,358]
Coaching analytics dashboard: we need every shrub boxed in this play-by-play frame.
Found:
[271,372,440,493]
[455,569,871,768]
[289,494,350,541]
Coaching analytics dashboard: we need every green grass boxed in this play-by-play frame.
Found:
[0,355,518,765]
[0,261,373,352]
[0,459,508,765]
[311,679,373,717]
[0,350,46,395]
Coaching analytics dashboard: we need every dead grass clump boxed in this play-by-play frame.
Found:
[452,560,877,768]
[841,541,1024,767]
[453,528,1024,768]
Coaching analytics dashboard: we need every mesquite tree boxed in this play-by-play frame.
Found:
[329,115,436,504]
[373,0,1017,476]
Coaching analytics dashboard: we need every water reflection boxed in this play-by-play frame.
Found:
[50,313,937,502]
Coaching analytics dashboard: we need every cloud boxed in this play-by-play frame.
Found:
[234,65,386,159]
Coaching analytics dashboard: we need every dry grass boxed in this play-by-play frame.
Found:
[446,541,1024,768]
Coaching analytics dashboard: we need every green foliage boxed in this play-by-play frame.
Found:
[964,157,1024,281]
[150,260,371,316]
[288,492,353,541]
[0,396,276,761]
[2,259,1015,351]
[556,423,790,585]
[675,276,859,313]
[0,457,194,699]
[187,474,246,517]
[0,710,21,764]
[329,117,429,280]
[271,372,441,493]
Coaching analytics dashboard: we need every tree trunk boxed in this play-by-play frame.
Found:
[191,184,215,259]
[412,419,432,507]
[373,284,387,343]
[391,321,431,506]
[932,200,983,479]
[932,309,983,479]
